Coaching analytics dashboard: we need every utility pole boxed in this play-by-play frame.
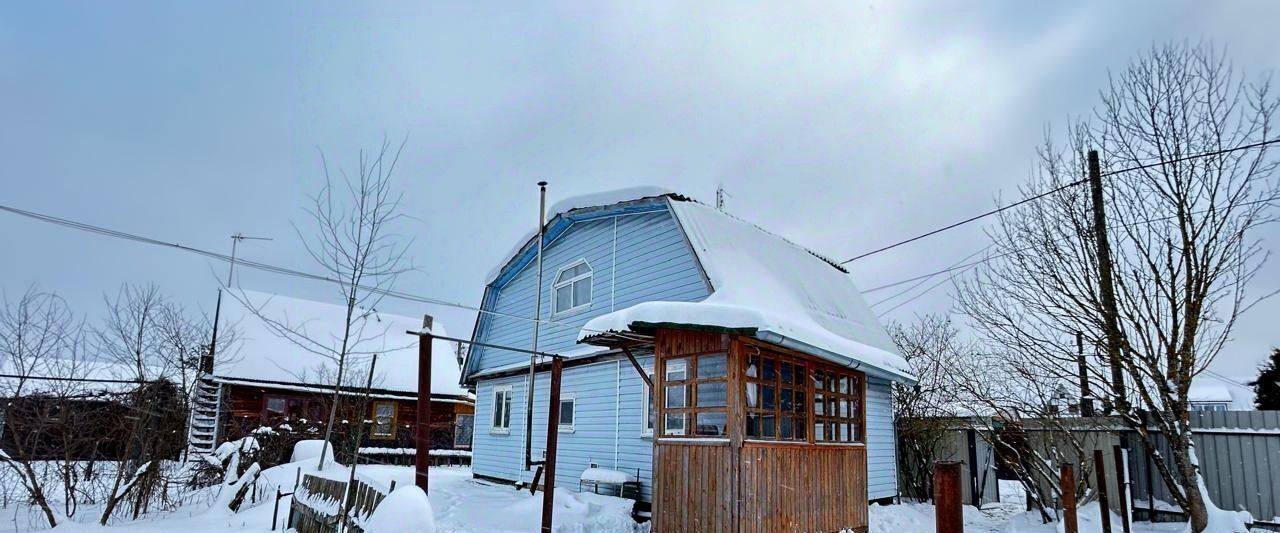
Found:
[1077,331,1094,417]
[1087,150,1128,413]
[204,233,272,373]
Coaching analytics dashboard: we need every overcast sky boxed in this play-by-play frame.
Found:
[2,1,1277,379]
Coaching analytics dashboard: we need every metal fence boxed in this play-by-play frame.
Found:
[921,411,1280,524]
[1130,410,1280,523]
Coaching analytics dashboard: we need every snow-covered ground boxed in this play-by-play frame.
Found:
[1,462,1206,533]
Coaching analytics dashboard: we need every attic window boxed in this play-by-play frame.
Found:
[553,259,592,314]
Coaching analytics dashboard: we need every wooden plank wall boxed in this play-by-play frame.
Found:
[738,444,867,532]
[653,442,737,532]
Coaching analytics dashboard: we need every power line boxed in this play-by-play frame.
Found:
[841,137,1280,264]
[868,247,988,308]
[861,193,1280,301]
[0,204,607,337]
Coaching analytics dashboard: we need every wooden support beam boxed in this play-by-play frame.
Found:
[540,357,563,533]
[1113,444,1131,533]
[620,347,653,390]
[1061,463,1078,533]
[934,461,963,533]
[414,331,434,494]
[1094,449,1112,533]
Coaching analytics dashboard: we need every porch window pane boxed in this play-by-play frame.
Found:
[695,412,727,436]
[698,354,727,378]
[664,413,686,435]
[665,385,687,408]
[696,382,727,407]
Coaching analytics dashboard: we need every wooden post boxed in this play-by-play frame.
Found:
[934,461,963,533]
[415,332,434,493]
[1113,444,1131,533]
[1094,449,1112,533]
[1061,463,1078,533]
[1087,149,1127,411]
[540,357,564,533]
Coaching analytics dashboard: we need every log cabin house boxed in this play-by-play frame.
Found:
[461,188,915,532]
[189,291,474,461]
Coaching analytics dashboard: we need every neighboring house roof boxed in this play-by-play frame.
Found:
[216,289,470,398]
[0,358,167,397]
[1189,373,1254,410]
[470,187,912,383]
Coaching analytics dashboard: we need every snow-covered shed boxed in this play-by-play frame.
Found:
[190,290,473,457]
[462,188,912,532]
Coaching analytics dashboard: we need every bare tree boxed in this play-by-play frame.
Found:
[239,137,413,471]
[888,315,963,502]
[0,287,79,528]
[958,42,1277,531]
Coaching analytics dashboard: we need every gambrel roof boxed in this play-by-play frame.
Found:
[469,188,913,383]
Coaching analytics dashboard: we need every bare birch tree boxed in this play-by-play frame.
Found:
[957,42,1277,531]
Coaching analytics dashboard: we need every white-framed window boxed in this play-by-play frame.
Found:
[491,385,513,433]
[558,394,576,432]
[641,370,655,437]
[552,259,592,315]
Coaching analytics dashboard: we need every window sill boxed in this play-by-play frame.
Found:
[551,304,592,319]
[490,428,511,435]
[558,426,575,434]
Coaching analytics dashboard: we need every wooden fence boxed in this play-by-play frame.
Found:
[288,473,394,533]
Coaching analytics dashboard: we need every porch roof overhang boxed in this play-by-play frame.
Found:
[580,320,917,384]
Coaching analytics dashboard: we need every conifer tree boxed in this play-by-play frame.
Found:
[1250,349,1280,410]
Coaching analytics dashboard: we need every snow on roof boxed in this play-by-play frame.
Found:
[579,196,914,382]
[0,357,167,396]
[216,290,469,397]
[483,187,678,285]
[1188,374,1254,409]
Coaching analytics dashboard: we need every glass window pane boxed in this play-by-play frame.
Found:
[795,366,805,386]
[794,390,806,414]
[665,385,687,408]
[573,278,591,307]
[695,412,727,436]
[746,354,760,379]
[813,422,825,441]
[697,382,727,407]
[780,416,794,440]
[266,398,285,414]
[796,420,806,440]
[666,358,687,381]
[559,400,574,425]
[762,386,775,410]
[779,388,793,411]
[762,359,776,380]
[839,376,851,394]
[698,354,727,379]
[555,286,572,312]
[813,393,824,416]
[745,382,758,408]
[840,399,850,418]
[780,362,793,385]
[665,413,685,435]
[747,413,773,438]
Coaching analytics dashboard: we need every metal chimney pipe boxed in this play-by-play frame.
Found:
[524,180,548,471]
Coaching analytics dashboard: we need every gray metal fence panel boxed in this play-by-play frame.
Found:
[1129,410,1280,522]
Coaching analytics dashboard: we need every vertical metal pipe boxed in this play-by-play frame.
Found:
[540,357,564,533]
[415,332,434,492]
[1113,444,1131,533]
[525,181,548,470]
[933,461,963,533]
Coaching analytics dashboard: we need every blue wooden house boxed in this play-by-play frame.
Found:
[460,188,914,532]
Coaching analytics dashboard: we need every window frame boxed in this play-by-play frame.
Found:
[659,351,730,438]
[551,259,593,316]
[558,393,577,433]
[370,400,398,440]
[453,413,475,449]
[490,385,513,434]
[743,346,810,443]
[641,369,656,437]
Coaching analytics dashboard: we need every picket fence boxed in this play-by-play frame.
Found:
[288,474,393,533]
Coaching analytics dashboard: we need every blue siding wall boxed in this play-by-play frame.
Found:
[472,355,657,500]
[866,376,898,500]
[469,208,709,373]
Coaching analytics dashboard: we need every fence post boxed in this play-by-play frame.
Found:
[1061,463,1078,533]
[1112,444,1131,533]
[934,461,963,533]
[1094,449,1112,533]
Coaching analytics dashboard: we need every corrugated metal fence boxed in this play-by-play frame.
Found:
[1130,410,1280,523]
